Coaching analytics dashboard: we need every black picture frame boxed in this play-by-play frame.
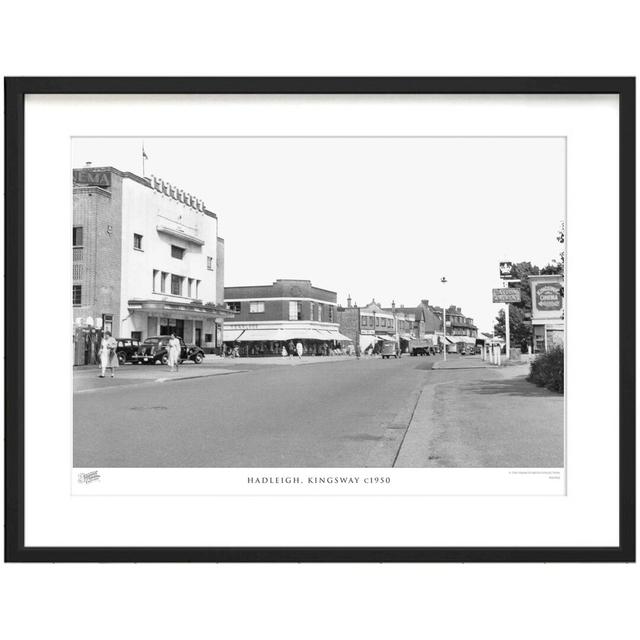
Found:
[4,77,635,563]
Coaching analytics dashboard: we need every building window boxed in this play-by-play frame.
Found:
[133,233,143,250]
[207,256,214,270]
[227,302,241,313]
[375,316,380,327]
[205,333,213,343]
[152,269,159,291]
[318,305,322,322]
[160,272,168,293]
[328,306,334,322]
[310,302,315,320]
[195,280,200,299]
[72,285,82,306]
[171,275,183,296]
[289,301,302,320]
[249,301,265,314]
[188,278,194,297]
[73,264,82,280]
[171,245,185,260]
[72,226,83,246]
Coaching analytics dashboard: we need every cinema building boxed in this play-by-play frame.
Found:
[223,279,351,356]
[72,166,231,357]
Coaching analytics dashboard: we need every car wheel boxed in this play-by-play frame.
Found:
[160,354,169,365]
[117,351,126,365]
[193,352,203,364]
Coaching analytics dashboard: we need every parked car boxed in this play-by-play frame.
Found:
[115,338,142,365]
[380,340,400,359]
[131,336,205,365]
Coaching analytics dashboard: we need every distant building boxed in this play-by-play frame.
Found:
[429,304,478,351]
[223,279,350,356]
[338,297,440,353]
[72,166,230,356]
[529,274,564,353]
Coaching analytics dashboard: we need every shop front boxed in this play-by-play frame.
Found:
[127,299,233,353]
[223,324,352,357]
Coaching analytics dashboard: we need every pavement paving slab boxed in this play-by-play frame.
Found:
[395,364,564,468]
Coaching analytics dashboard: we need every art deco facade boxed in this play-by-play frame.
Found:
[72,166,231,351]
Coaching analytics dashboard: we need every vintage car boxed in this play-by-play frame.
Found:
[131,336,205,365]
[115,338,142,365]
[380,340,401,359]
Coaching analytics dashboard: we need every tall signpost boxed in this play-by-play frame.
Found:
[495,262,521,361]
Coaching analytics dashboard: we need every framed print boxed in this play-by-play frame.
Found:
[4,77,635,562]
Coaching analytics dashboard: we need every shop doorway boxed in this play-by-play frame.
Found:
[195,327,202,347]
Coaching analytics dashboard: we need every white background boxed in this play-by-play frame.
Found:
[1,2,638,639]
[26,95,606,547]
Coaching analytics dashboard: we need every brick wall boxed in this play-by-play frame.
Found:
[337,308,360,342]
[72,170,123,333]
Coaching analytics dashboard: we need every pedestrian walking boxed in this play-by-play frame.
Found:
[98,331,119,378]
[296,341,303,359]
[167,333,181,372]
[281,345,288,358]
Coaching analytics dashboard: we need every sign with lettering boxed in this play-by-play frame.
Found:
[492,288,521,303]
[535,283,563,311]
[73,169,111,187]
[499,261,515,280]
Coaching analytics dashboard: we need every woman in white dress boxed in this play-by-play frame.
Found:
[98,331,119,378]
[167,333,181,372]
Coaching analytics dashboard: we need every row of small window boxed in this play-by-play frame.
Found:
[153,270,201,298]
[226,300,335,322]
[73,227,214,270]
[361,315,395,328]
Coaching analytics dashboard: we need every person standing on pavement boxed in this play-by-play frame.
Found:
[167,333,181,372]
[296,341,303,359]
[98,331,119,378]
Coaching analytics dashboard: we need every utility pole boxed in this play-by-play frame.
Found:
[441,277,448,361]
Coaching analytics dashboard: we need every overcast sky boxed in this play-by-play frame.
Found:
[72,137,565,333]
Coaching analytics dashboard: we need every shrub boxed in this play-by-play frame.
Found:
[527,345,564,393]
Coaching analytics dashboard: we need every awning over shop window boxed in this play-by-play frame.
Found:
[222,329,245,342]
[452,336,477,344]
[318,330,353,341]
[377,334,397,341]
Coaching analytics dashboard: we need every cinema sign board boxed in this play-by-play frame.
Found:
[73,169,111,187]
[535,283,563,311]
[492,288,521,304]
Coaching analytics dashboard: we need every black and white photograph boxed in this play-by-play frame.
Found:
[71,136,566,476]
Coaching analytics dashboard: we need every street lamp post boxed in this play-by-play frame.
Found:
[372,309,376,356]
[441,277,448,361]
[391,300,399,355]
[355,302,361,359]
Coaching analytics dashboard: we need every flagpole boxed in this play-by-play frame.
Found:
[142,143,146,177]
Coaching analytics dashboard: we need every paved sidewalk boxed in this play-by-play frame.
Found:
[432,356,494,370]
[395,364,564,467]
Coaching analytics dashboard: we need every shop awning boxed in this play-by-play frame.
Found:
[318,330,353,341]
[400,334,414,340]
[222,329,245,342]
[377,334,397,341]
[451,336,476,344]
[234,329,284,342]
